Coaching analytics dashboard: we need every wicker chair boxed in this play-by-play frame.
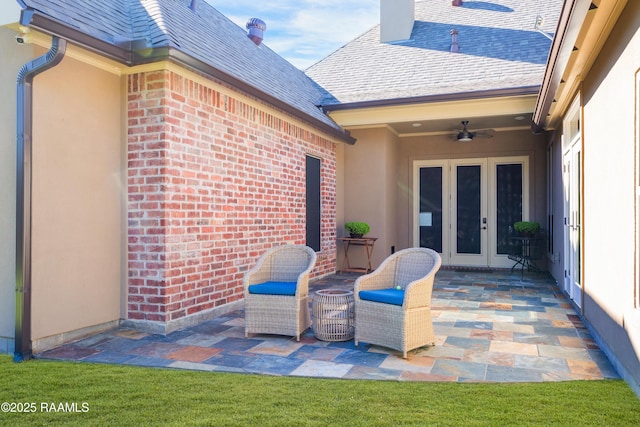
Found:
[244,244,317,341]
[354,247,442,358]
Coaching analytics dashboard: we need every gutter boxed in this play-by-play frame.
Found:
[321,86,542,112]
[15,36,67,362]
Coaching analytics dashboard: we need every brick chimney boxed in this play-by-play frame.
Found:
[380,0,415,43]
[452,0,463,6]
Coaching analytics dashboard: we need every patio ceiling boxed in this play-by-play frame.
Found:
[327,90,539,138]
[383,112,534,138]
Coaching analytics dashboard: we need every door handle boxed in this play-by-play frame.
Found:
[482,217,487,230]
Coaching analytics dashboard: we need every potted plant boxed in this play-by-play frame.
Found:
[345,221,370,238]
[513,221,540,237]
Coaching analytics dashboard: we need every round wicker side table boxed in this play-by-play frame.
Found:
[312,289,355,341]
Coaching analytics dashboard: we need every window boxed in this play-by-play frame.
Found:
[306,155,321,252]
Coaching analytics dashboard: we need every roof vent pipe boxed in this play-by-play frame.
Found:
[450,29,460,52]
[246,18,266,46]
[189,0,199,12]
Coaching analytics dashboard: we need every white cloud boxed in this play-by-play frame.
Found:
[205,0,379,69]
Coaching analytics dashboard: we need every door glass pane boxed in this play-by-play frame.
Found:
[496,164,523,254]
[419,167,442,253]
[457,165,481,254]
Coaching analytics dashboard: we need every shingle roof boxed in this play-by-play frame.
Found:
[19,0,343,137]
[306,0,563,106]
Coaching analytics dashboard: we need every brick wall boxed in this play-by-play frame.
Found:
[127,69,337,323]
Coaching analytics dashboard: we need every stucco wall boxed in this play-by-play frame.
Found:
[341,127,399,268]
[578,0,640,388]
[30,50,124,345]
[0,27,37,353]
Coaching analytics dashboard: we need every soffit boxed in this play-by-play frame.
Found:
[8,24,124,75]
[0,1,22,27]
[329,94,538,138]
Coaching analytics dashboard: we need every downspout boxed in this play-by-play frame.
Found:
[15,36,67,362]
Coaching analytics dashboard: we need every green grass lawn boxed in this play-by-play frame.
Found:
[1,355,639,426]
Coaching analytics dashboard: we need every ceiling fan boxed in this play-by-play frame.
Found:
[454,120,494,142]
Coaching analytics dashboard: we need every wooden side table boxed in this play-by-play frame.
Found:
[338,237,377,273]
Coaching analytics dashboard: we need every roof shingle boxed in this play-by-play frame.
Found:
[20,0,340,134]
[306,0,563,105]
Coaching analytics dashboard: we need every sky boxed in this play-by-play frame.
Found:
[205,0,380,70]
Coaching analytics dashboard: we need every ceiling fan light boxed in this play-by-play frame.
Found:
[456,120,473,141]
[457,133,472,142]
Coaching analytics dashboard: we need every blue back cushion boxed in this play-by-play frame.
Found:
[248,281,297,296]
[359,288,405,306]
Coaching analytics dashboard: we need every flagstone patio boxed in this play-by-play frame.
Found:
[38,270,619,382]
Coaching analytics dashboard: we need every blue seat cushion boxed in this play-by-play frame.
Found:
[248,281,297,296]
[359,288,405,306]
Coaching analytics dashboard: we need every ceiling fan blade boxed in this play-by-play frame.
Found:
[474,129,494,138]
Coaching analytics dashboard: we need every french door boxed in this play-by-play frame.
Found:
[450,159,488,266]
[414,157,529,267]
[563,140,582,307]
